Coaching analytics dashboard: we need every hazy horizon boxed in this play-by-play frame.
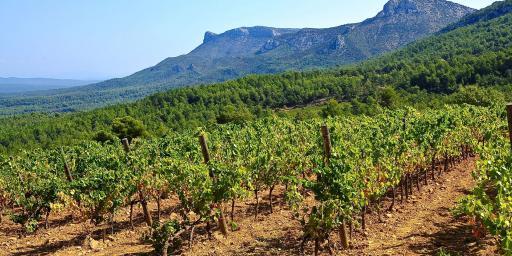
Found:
[0,0,497,80]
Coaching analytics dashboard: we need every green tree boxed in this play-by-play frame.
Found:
[321,99,343,118]
[450,85,505,106]
[93,130,118,143]
[217,105,254,124]
[378,87,399,109]
[111,116,146,142]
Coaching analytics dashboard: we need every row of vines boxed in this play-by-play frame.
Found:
[0,104,505,255]
[458,104,512,255]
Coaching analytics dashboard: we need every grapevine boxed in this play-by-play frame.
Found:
[0,105,501,254]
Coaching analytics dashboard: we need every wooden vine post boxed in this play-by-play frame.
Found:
[507,103,512,150]
[61,148,73,182]
[402,117,411,199]
[122,138,130,153]
[122,138,153,228]
[321,125,332,165]
[321,125,349,249]
[199,134,229,237]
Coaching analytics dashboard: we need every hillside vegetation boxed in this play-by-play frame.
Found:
[1,10,512,154]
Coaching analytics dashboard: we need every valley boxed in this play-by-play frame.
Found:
[0,78,99,94]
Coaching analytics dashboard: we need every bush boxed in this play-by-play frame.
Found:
[150,220,181,255]
[92,130,118,143]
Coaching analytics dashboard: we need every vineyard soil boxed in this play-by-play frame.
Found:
[350,158,498,256]
[0,158,498,255]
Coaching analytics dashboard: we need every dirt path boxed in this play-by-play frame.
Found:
[0,158,499,255]
[349,158,498,256]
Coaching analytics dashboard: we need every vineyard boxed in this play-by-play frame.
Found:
[0,104,510,255]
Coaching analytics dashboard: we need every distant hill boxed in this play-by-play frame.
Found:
[0,77,100,94]
[0,0,474,115]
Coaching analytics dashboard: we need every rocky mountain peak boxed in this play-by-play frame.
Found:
[377,0,474,18]
[380,0,419,16]
[193,26,300,58]
[203,26,295,43]
[203,31,218,43]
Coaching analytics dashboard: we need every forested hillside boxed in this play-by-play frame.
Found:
[0,6,512,154]
[0,0,474,115]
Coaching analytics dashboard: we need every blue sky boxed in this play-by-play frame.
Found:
[0,0,498,80]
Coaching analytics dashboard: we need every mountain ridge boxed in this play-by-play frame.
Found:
[441,0,512,32]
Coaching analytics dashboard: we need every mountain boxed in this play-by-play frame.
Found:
[71,0,476,86]
[0,78,100,94]
[0,0,475,115]
[253,0,474,65]
[1,0,511,152]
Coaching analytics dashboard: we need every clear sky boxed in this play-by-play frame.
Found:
[0,0,498,80]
